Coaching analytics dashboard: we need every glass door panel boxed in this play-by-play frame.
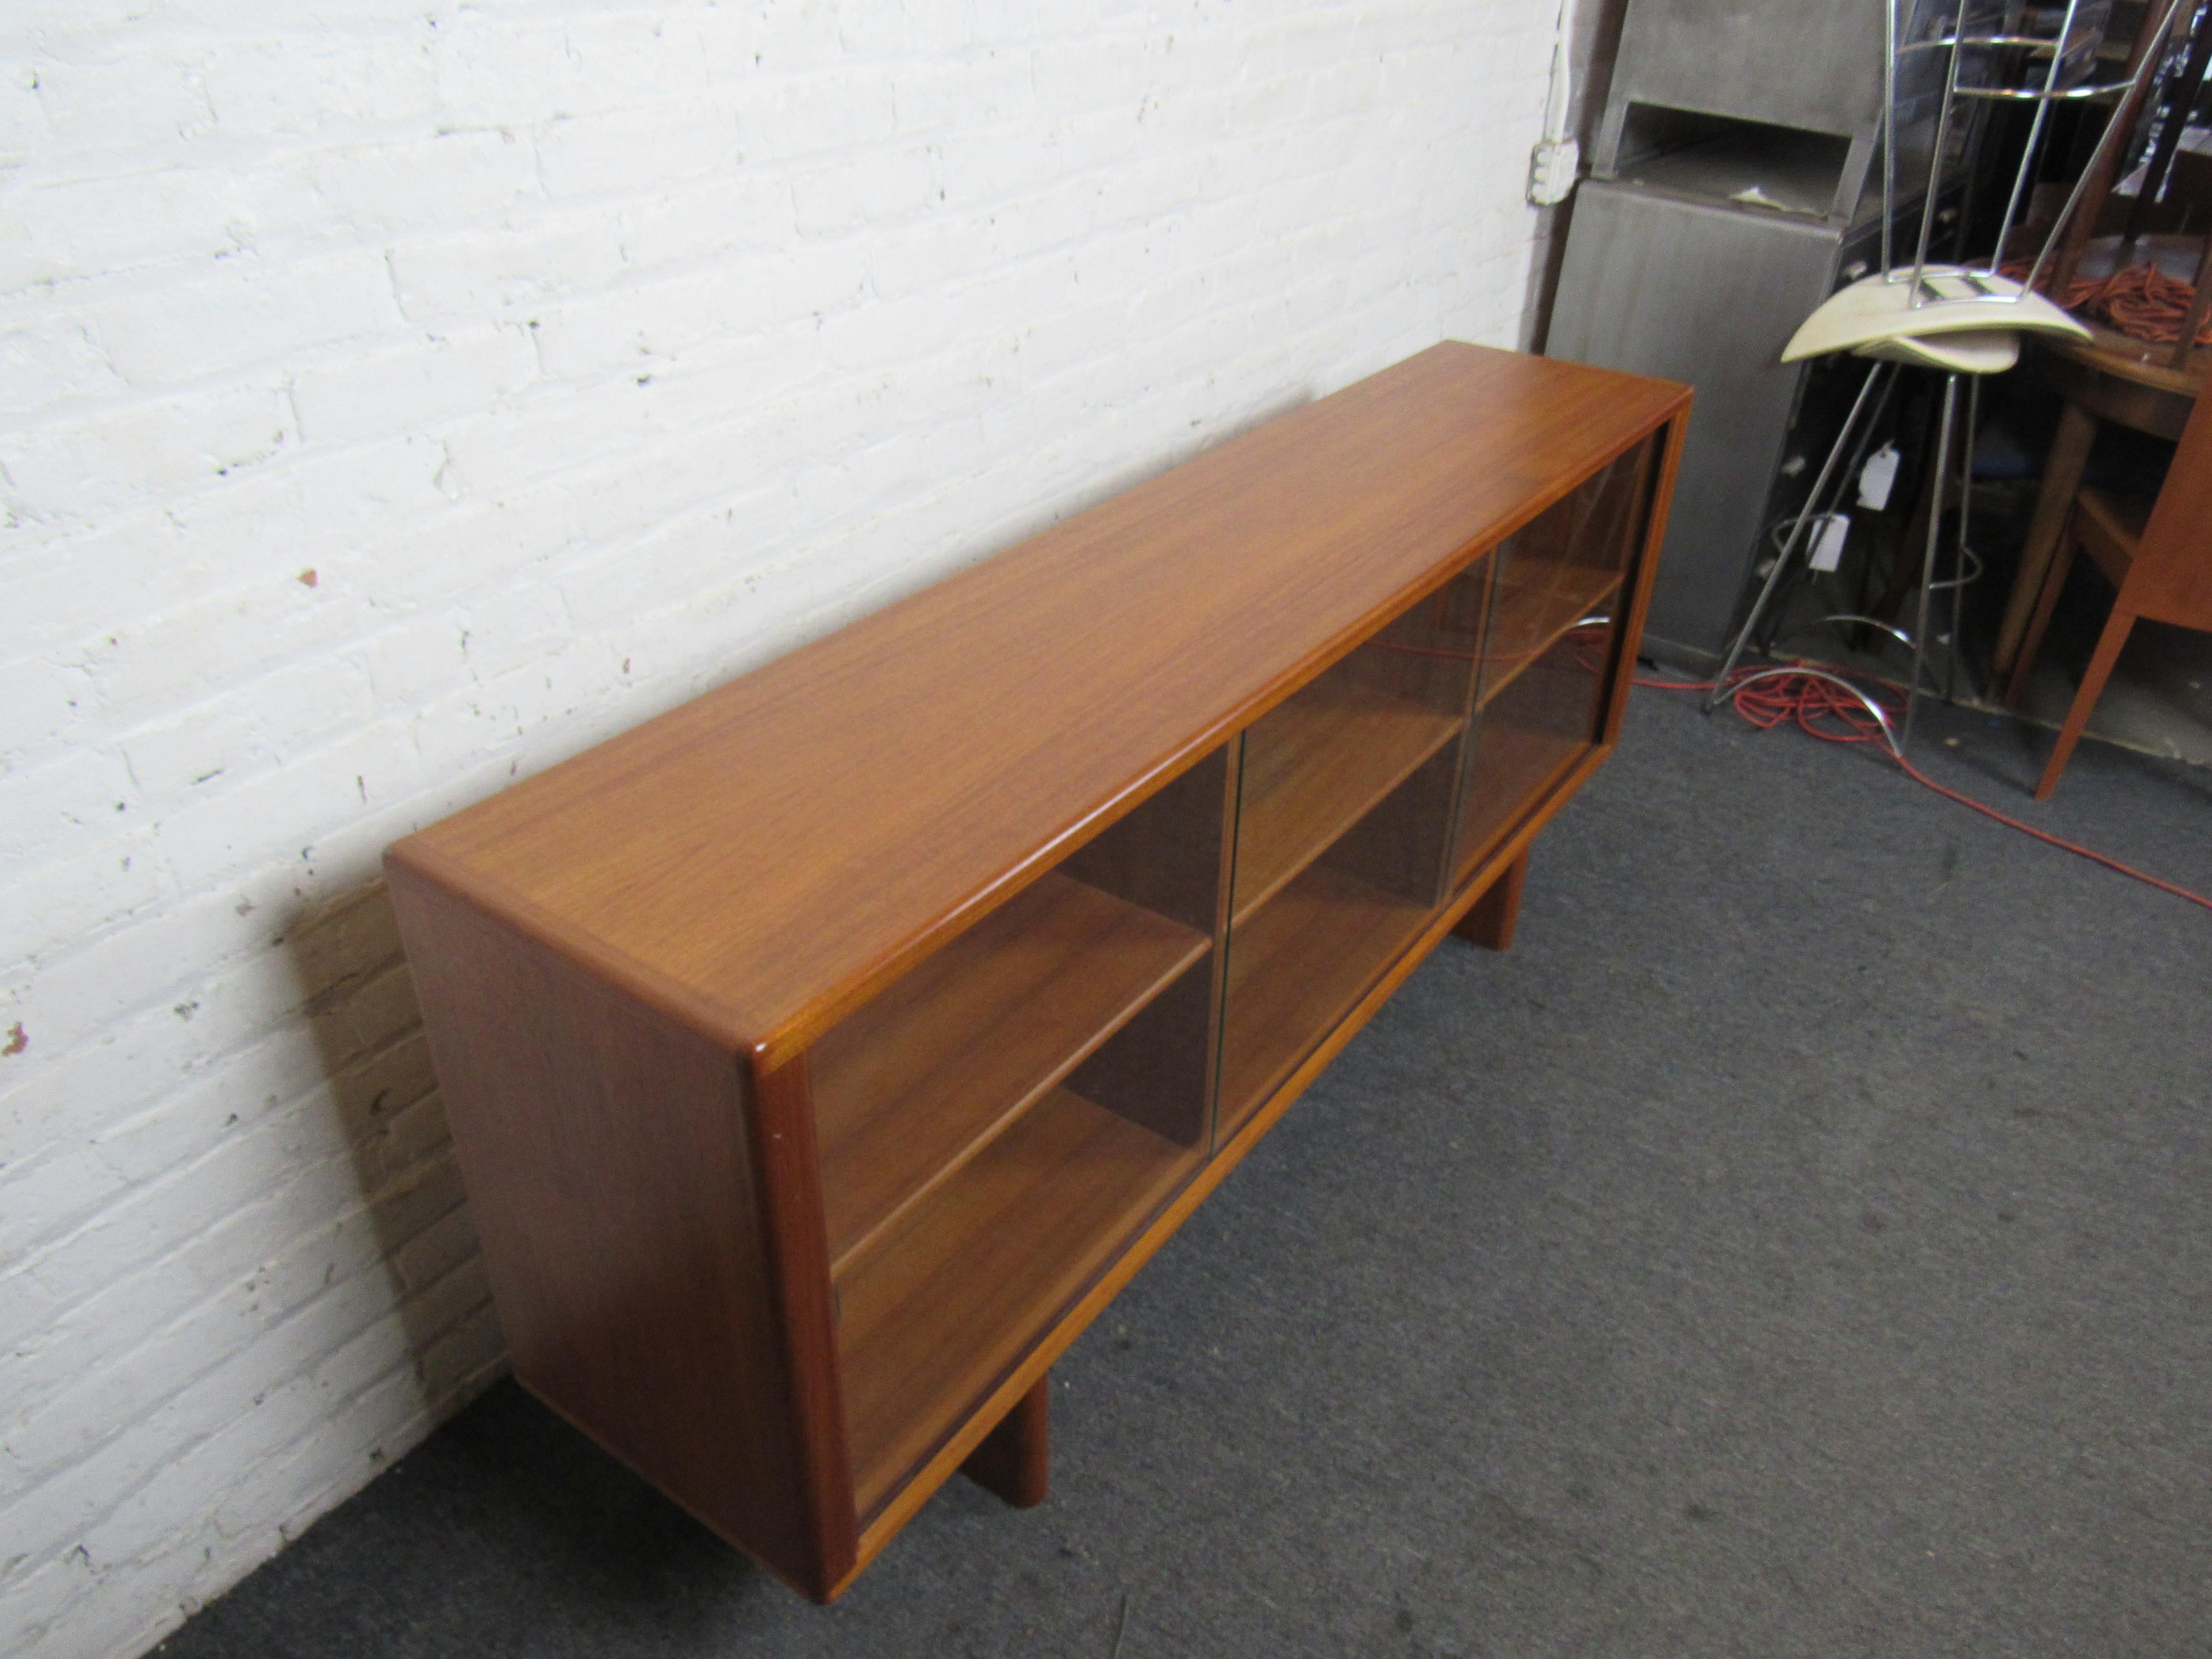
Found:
[821,745,1228,1517]
[1453,435,1657,883]
[1452,625,1612,881]
[1480,436,1649,675]
[1216,573,1491,1140]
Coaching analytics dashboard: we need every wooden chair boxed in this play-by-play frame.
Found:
[1989,329,2202,688]
[1988,0,2212,688]
[2004,380,2212,797]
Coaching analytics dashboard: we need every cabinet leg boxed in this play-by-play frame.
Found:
[1454,851,1528,952]
[960,1374,1050,1508]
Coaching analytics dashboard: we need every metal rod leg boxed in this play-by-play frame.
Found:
[1904,373,1958,752]
[1947,374,1983,705]
[1706,360,1892,711]
[1755,364,1900,657]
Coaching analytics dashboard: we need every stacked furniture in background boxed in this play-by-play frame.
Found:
[2006,366,2212,795]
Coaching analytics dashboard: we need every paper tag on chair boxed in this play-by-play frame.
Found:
[1859,444,1900,510]
[1811,512,1851,573]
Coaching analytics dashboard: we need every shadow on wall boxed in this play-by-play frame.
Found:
[262,367,1345,1448]
[282,873,506,1429]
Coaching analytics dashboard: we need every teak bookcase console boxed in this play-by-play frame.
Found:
[386,342,1690,1600]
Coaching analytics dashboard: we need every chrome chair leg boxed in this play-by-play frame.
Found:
[1903,373,1959,751]
[1707,361,1895,712]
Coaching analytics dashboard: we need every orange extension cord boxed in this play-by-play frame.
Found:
[2002,258,2212,345]
[1641,657,2212,914]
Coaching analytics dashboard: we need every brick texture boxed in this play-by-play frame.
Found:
[0,4,1564,1652]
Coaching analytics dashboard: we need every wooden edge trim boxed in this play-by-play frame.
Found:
[835,738,1618,1595]
[1204,738,1244,1148]
[1602,409,1689,745]
[745,1052,860,1598]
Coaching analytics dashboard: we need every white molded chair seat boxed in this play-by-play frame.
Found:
[1783,267,2091,366]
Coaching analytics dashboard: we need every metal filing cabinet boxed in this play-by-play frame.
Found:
[1548,0,1950,663]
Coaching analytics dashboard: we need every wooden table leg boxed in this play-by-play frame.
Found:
[960,1374,1050,1508]
[1453,850,1528,952]
[1993,399,2097,681]
[2035,605,2137,800]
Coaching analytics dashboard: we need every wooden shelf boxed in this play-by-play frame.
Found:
[1233,678,1463,925]
[1218,863,1435,1135]
[1477,565,1623,709]
[837,1086,1197,1518]
[814,871,1209,1272]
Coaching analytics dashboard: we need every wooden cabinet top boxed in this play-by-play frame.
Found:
[388,343,1688,1064]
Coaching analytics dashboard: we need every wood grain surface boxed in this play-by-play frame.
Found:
[1218,863,1435,1135]
[2131,382,2212,625]
[389,343,1689,1067]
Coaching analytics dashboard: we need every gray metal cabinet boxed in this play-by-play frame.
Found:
[1548,0,1948,662]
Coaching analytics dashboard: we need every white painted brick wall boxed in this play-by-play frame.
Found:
[0,3,1566,1652]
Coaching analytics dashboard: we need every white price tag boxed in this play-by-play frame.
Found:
[1859,443,1900,510]
[1810,512,1850,573]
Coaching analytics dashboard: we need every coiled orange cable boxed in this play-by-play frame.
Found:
[2003,257,2212,345]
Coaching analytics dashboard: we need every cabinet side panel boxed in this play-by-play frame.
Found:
[387,864,834,1593]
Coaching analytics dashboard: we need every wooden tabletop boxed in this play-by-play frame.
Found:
[388,342,1689,1063]
[2044,324,2207,400]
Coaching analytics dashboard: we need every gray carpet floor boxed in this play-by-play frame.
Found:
[152,686,2212,1659]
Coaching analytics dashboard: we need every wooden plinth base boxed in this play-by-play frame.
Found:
[959,1374,1050,1508]
[1453,850,1528,952]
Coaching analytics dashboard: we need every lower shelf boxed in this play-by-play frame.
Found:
[1454,624,1610,882]
[1455,741,1592,890]
[835,1086,1199,1519]
[811,870,1208,1271]
[1218,863,1436,1137]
